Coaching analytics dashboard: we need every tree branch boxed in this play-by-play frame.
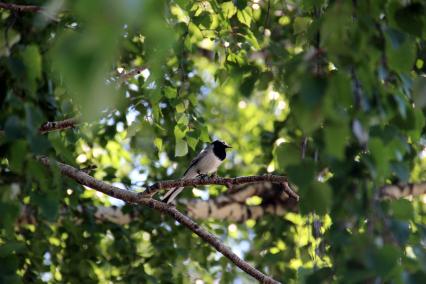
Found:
[118,66,147,81]
[187,182,298,221]
[380,182,426,199]
[35,156,281,284]
[0,2,42,13]
[141,174,297,199]
[38,117,79,133]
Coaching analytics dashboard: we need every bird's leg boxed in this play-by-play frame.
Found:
[209,172,217,178]
[197,171,209,180]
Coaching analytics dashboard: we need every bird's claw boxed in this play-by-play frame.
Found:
[197,173,209,180]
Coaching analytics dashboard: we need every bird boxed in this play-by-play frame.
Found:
[162,140,232,204]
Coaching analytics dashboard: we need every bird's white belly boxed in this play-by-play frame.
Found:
[196,152,222,174]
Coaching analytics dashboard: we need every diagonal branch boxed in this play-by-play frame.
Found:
[118,66,147,81]
[35,156,281,284]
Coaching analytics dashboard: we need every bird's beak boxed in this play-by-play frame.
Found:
[225,144,232,148]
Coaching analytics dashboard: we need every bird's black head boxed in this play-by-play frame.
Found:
[211,140,231,160]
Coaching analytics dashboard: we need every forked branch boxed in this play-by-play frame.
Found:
[36,156,281,284]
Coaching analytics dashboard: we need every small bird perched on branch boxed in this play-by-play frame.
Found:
[162,140,232,204]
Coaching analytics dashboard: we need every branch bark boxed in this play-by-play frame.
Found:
[36,156,281,284]
[0,2,42,13]
[187,182,298,221]
[118,66,147,81]
[380,182,426,199]
[38,117,79,133]
[142,174,298,200]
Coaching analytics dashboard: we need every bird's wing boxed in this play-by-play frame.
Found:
[182,146,210,178]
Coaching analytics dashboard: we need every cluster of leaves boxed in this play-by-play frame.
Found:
[0,0,425,283]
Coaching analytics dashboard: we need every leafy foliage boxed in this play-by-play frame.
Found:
[0,0,426,283]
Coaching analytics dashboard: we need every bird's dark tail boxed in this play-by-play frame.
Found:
[161,187,184,204]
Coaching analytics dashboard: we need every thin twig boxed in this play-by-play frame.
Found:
[281,181,299,201]
[264,0,271,29]
[36,156,281,284]
[301,137,308,159]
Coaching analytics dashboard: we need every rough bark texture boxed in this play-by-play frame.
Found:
[36,156,281,284]
[142,174,298,200]
[0,2,42,12]
[38,118,79,133]
[119,66,147,81]
[18,176,426,225]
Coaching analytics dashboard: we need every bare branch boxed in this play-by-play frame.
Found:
[36,156,281,284]
[0,117,78,137]
[0,2,42,13]
[380,182,426,199]
[118,66,147,81]
[188,182,298,222]
[188,200,294,222]
[141,174,296,199]
[38,117,79,133]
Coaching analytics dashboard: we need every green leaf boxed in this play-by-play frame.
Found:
[200,126,210,142]
[0,28,20,57]
[8,140,27,173]
[0,201,20,232]
[385,29,416,73]
[300,182,332,215]
[126,122,140,139]
[154,138,163,151]
[174,124,187,139]
[368,245,400,278]
[164,86,177,99]
[176,114,189,126]
[324,122,349,160]
[20,45,42,94]
[175,139,188,157]
[413,76,426,108]
[221,1,237,18]
[287,160,315,188]
[292,99,324,134]
[389,199,414,220]
[0,242,25,257]
[320,2,352,56]
[368,138,390,180]
[293,17,312,34]
[187,136,198,150]
[274,142,301,170]
[394,2,425,37]
[240,74,257,97]
[237,8,252,27]
[175,103,186,113]
[325,72,352,114]
[4,116,25,140]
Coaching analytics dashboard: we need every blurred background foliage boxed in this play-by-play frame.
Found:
[0,0,426,283]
